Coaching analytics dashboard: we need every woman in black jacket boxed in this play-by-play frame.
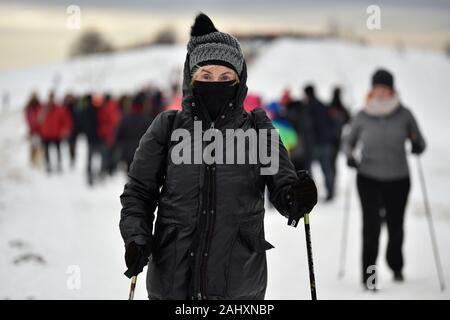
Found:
[119,13,318,300]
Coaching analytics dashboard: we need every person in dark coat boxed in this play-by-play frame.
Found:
[344,68,426,290]
[150,88,164,120]
[119,13,318,300]
[328,87,350,177]
[303,85,336,201]
[63,93,81,168]
[115,93,152,172]
[81,94,102,186]
[284,97,314,172]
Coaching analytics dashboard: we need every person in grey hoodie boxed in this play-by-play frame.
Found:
[344,68,426,290]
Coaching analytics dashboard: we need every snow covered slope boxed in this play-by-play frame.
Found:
[0,39,449,299]
[0,44,186,111]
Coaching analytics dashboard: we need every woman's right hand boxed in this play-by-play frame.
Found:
[124,240,152,278]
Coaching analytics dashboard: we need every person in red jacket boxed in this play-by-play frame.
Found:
[97,93,121,175]
[24,93,43,167]
[39,91,73,173]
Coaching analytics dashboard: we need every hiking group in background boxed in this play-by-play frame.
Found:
[23,80,350,195]
[265,84,350,202]
[23,84,179,186]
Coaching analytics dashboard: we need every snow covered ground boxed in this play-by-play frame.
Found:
[0,39,449,299]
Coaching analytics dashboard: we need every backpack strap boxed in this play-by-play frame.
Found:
[250,107,272,130]
[166,109,180,150]
[161,109,180,180]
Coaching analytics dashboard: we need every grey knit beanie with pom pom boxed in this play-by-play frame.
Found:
[187,13,244,76]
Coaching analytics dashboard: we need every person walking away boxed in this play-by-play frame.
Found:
[98,93,121,176]
[117,94,131,115]
[304,85,336,201]
[119,13,318,300]
[63,93,81,168]
[81,94,102,185]
[283,91,314,172]
[150,88,164,120]
[343,68,426,290]
[115,93,152,172]
[328,87,350,178]
[24,93,43,167]
[39,91,72,173]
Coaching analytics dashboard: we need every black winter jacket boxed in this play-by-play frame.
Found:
[119,56,299,300]
[307,97,335,146]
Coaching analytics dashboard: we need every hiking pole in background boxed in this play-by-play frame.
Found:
[128,276,137,300]
[416,157,446,292]
[338,170,353,279]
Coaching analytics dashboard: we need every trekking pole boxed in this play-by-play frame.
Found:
[338,170,353,279]
[303,213,317,300]
[290,213,317,300]
[416,157,446,292]
[128,276,137,300]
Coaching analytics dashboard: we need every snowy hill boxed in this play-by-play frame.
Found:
[0,39,449,299]
[0,44,186,111]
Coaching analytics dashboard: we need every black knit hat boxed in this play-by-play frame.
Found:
[187,13,244,75]
[372,68,394,89]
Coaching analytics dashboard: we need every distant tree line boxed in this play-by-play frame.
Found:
[69,27,177,58]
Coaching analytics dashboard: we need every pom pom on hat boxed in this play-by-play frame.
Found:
[190,12,218,37]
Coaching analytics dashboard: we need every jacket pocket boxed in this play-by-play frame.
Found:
[239,228,275,253]
[225,227,274,298]
[147,225,178,299]
[153,224,178,255]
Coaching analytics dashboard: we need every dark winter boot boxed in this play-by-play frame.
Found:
[393,271,404,282]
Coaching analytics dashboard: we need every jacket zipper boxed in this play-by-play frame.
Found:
[193,163,210,300]
[193,121,217,300]
[201,160,216,298]
[190,98,210,300]
[191,97,235,300]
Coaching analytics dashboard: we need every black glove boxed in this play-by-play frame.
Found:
[347,157,359,169]
[124,240,152,279]
[411,141,424,155]
[287,170,318,227]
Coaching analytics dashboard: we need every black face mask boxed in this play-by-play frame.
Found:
[192,80,237,121]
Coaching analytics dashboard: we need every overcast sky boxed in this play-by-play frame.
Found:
[1,0,449,71]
